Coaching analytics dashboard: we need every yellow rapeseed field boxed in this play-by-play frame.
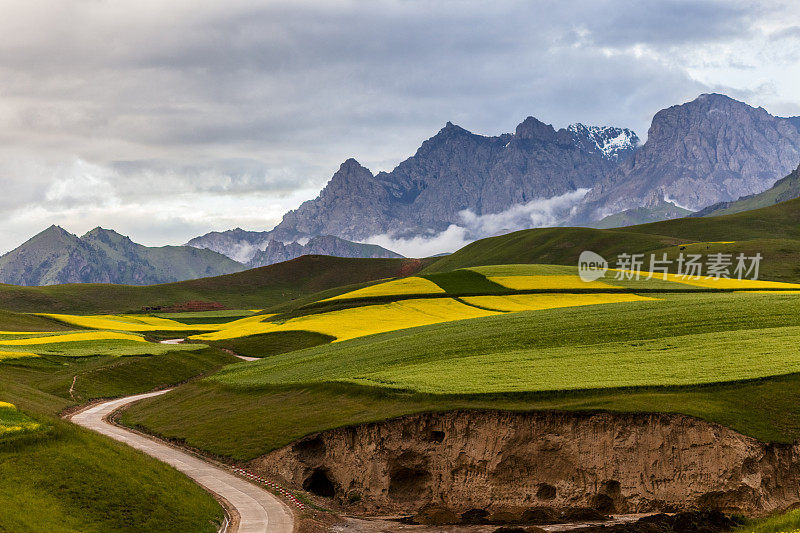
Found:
[194,298,499,342]
[38,313,271,332]
[0,331,146,345]
[324,276,446,301]
[461,293,656,312]
[0,402,42,437]
[40,313,201,331]
[186,315,282,341]
[607,270,800,290]
[0,350,39,361]
[659,273,800,290]
[488,274,618,290]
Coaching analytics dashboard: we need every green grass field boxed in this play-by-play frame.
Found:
[0,401,46,442]
[12,194,800,531]
[0,329,238,531]
[208,330,335,358]
[0,255,430,314]
[211,292,800,390]
[0,338,206,358]
[0,422,223,532]
[120,291,800,460]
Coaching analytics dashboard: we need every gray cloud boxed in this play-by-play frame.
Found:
[0,0,797,252]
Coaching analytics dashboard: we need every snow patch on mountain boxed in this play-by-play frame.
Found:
[568,123,640,161]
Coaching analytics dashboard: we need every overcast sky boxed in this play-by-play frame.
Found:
[0,0,798,253]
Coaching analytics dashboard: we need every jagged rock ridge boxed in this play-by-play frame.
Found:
[272,119,639,241]
[247,235,402,268]
[692,163,800,217]
[578,94,800,221]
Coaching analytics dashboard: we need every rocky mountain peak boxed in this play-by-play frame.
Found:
[578,93,800,221]
[41,224,71,237]
[28,225,79,247]
[330,158,372,183]
[320,158,380,201]
[647,93,770,141]
[514,116,557,141]
[339,157,365,171]
[422,122,475,148]
[440,121,468,134]
[81,227,138,252]
[83,227,126,239]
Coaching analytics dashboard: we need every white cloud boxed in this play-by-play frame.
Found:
[366,225,471,258]
[663,194,693,212]
[43,159,117,207]
[364,189,590,257]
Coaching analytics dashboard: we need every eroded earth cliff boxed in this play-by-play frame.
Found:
[252,410,800,522]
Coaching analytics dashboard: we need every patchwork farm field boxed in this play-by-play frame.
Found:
[0,307,238,532]
[117,272,800,458]
[5,254,800,531]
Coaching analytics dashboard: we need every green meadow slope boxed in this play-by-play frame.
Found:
[0,255,429,314]
[123,290,800,459]
[0,308,239,532]
[425,195,800,281]
[694,164,800,218]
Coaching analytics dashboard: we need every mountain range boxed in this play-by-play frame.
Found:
[194,93,800,263]
[0,226,246,286]
[186,230,401,267]
[189,119,640,260]
[271,120,639,242]
[5,93,800,286]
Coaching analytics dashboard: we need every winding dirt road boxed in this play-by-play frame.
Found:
[69,391,294,533]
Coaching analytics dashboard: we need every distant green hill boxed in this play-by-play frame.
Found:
[0,255,429,314]
[591,199,692,229]
[426,193,800,281]
[692,164,800,218]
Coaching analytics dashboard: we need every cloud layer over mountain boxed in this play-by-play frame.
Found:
[0,0,798,252]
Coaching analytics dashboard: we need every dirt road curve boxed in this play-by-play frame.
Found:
[69,391,295,533]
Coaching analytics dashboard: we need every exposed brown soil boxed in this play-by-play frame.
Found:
[142,300,225,312]
[250,410,800,523]
[568,510,743,532]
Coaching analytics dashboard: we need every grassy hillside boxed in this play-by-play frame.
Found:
[0,310,75,332]
[0,255,429,314]
[424,227,681,273]
[627,196,800,241]
[0,422,223,532]
[123,289,800,460]
[0,327,238,531]
[425,196,800,282]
